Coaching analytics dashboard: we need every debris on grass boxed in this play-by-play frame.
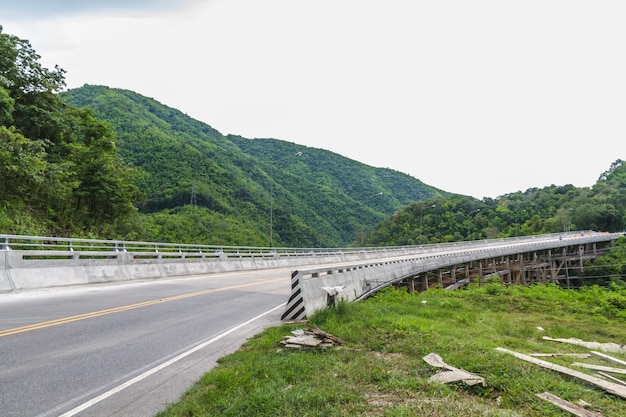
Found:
[530,353,592,359]
[496,347,626,399]
[571,362,626,375]
[536,392,605,417]
[590,351,626,367]
[543,337,626,354]
[280,323,343,350]
[597,372,626,388]
[422,353,486,386]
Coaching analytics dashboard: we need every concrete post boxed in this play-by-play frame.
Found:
[0,250,13,291]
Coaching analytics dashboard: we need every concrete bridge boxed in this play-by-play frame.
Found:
[282,230,624,321]
[1,231,623,321]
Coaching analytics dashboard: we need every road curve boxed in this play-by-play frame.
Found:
[0,268,292,417]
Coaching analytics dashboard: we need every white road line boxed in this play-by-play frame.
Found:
[58,303,286,417]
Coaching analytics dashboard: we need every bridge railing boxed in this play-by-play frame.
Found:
[1,231,622,294]
[0,234,391,255]
[0,230,604,256]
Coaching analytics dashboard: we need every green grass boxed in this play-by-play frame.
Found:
[156,284,626,416]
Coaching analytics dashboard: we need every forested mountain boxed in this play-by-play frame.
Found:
[63,85,448,247]
[365,160,626,246]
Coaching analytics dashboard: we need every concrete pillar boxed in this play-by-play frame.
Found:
[0,250,13,291]
[505,256,510,283]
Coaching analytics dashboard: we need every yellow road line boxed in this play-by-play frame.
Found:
[0,278,284,337]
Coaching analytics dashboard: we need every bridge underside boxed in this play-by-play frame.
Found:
[396,242,610,292]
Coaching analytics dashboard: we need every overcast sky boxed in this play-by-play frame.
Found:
[2,0,624,199]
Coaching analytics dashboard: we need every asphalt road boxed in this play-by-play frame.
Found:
[0,268,292,417]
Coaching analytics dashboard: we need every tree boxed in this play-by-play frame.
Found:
[0,26,140,237]
[0,126,47,205]
[0,26,66,143]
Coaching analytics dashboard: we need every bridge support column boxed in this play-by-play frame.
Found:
[562,248,571,289]
[505,256,511,284]
[548,249,556,282]
[532,252,540,283]
[407,278,415,293]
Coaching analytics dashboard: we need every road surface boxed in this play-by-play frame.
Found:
[0,268,292,417]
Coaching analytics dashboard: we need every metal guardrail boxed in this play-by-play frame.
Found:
[2,231,613,257]
[0,234,391,256]
[1,230,620,268]
[1,231,622,294]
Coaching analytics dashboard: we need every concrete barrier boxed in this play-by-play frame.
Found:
[282,258,423,321]
[0,246,408,292]
[0,250,13,292]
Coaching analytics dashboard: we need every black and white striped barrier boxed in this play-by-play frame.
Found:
[281,271,306,321]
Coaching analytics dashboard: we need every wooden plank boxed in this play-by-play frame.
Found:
[530,353,592,359]
[536,392,605,417]
[444,278,470,290]
[496,347,626,399]
[597,372,626,387]
[543,337,626,354]
[284,335,321,347]
[571,363,626,375]
[590,351,626,367]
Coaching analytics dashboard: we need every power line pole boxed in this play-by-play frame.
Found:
[190,181,197,206]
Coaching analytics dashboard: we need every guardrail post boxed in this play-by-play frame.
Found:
[1,237,9,251]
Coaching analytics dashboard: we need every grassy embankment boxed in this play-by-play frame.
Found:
[157,283,626,416]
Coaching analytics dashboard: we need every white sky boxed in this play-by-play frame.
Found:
[2,0,624,199]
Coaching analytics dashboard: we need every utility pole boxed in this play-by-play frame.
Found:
[270,152,302,248]
[190,182,197,206]
[361,192,383,246]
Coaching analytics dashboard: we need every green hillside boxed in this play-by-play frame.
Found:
[365,160,626,246]
[63,85,448,246]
